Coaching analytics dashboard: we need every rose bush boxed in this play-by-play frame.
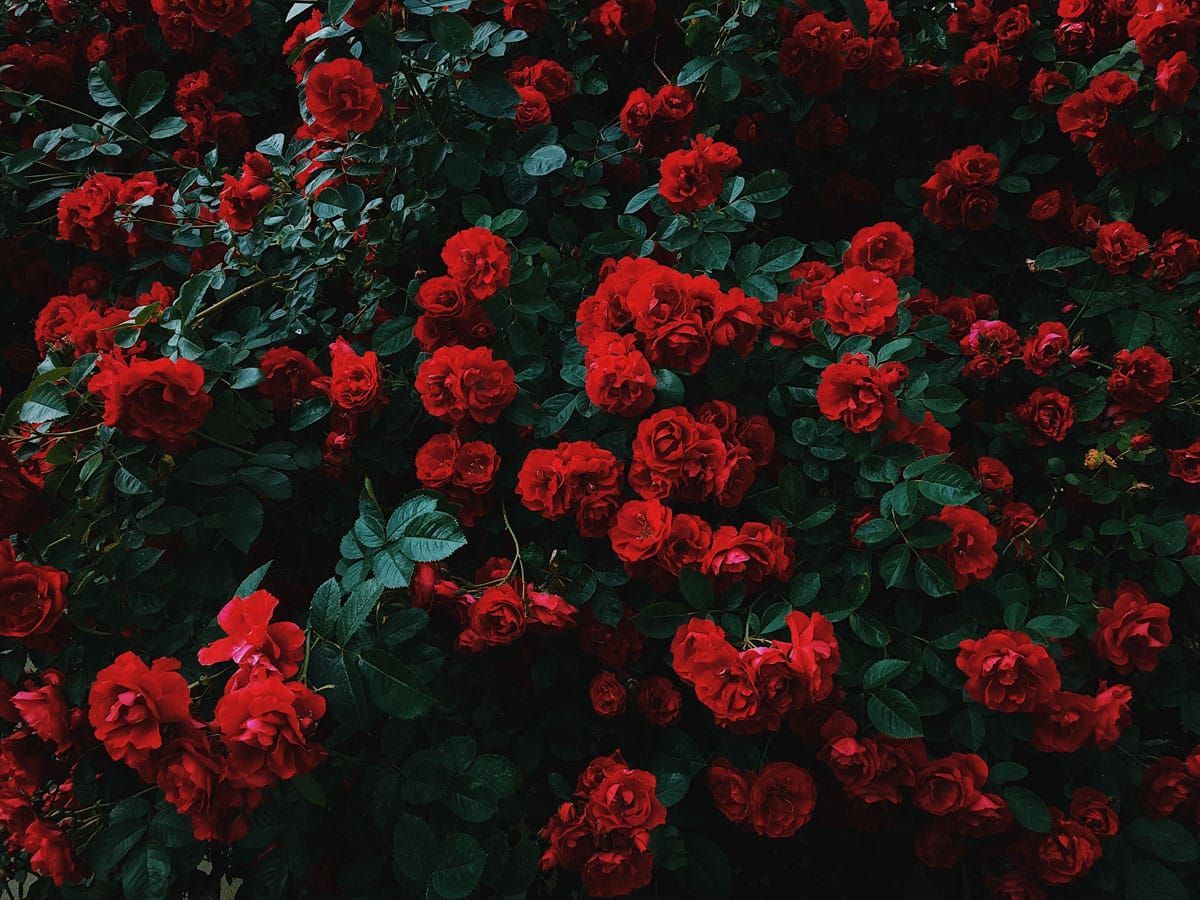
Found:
[1,0,1200,896]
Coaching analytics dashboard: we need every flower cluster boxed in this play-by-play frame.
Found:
[539,752,667,898]
[87,591,323,842]
[670,612,839,732]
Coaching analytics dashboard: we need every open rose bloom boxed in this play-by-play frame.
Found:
[1,0,1200,896]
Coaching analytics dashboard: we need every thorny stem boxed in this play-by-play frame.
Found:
[192,275,287,325]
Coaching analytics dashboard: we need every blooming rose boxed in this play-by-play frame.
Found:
[821,267,900,336]
[0,446,47,536]
[609,500,672,563]
[87,652,192,767]
[1031,691,1095,753]
[634,676,681,726]
[257,347,321,409]
[1106,346,1172,419]
[197,590,305,678]
[1021,321,1071,375]
[1167,440,1200,483]
[304,59,383,139]
[415,345,517,424]
[584,332,656,417]
[1092,580,1171,673]
[931,506,998,588]
[1069,787,1118,838]
[747,762,816,838]
[588,765,666,833]
[707,758,753,824]
[514,86,551,129]
[817,353,897,433]
[1092,221,1150,274]
[843,221,915,278]
[1027,812,1101,885]
[1016,387,1075,446]
[658,136,740,212]
[0,541,68,640]
[976,456,1013,496]
[89,355,213,450]
[956,629,1061,713]
[213,675,326,788]
[441,227,511,300]
[459,584,527,650]
[913,753,988,816]
[589,672,627,717]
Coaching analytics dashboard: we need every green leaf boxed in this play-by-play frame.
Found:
[789,572,821,607]
[126,70,166,118]
[431,833,486,900]
[460,72,518,118]
[523,144,568,177]
[149,116,186,138]
[337,578,382,643]
[1127,861,1189,900]
[862,658,908,690]
[679,567,714,612]
[1033,246,1092,270]
[122,843,171,900]
[431,13,473,51]
[393,814,438,886]
[1127,818,1200,863]
[19,383,69,423]
[358,650,436,719]
[674,833,732,900]
[395,511,467,562]
[676,57,717,86]
[88,62,122,108]
[309,578,343,635]
[836,0,869,35]
[1026,615,1078,639]
[1001,786,1050,833]
[692,233,731,272]
[233,561,272,599]
[880,544,912,587]
[867,688,923,738]
[86,818,146,874]
[917,465,980,505]
[915,556,955,598]
[633,602,690,639]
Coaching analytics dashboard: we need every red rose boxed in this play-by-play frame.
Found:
[1154,50,1198,109]
[453,441,500,494]
[609,500,672,563]
[785,610,840,705]
[1092,580,1171,673]
[707,758,753,824]
[416,275,471,318]
[634,676,681,726]
[459,584,526,650]
[213,675,326,788]
[628,407,725,502]
[888,411,950,457]
[1092,221,1150,274]
[817,353,897,433]
[56,173,125,254]
[913,753,988,816]
[843,221,915,278]
[702,521,793,592]
[89,354,213,450]
[18,819,80,887]
[0,541,66,640]
[658,136,740,212]
[196,589,305,679]
[1186,514,1200,556]
[1016,387,1075,446]
[1092,682,1133,749]
[747,762,816,838]
[588,765,666,833]
[155,727,253,842]
[514,86,552,129]
[217,151,271,232]
[584,332,656,417]
[1032,691,1095,753]
[325,337,384,414]
[589,672,627,718]
[414,433,458,489]
[1138,757,1197,818]
[1021,321,1071,375]
[87,651,192,767]
[985,871,1045,900]
[931,505,998,588]
[821,266,900,336]
[503,0,547,31]
[1106,346,1172,418]
[0,445,46,536]
[975,456,1013,495]
[257,347,321,410]
[709,288,763,355]
[415,345,517,424]
[12,670,74,754]
[1168,440,1200,483]
[581,848,654,898]
[1028,811,1101,884]
[441,226,511,301]
[1068,787,1118,838]
[184,0,251,35]
[956,629,1061,713]
[304,59,383,139]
